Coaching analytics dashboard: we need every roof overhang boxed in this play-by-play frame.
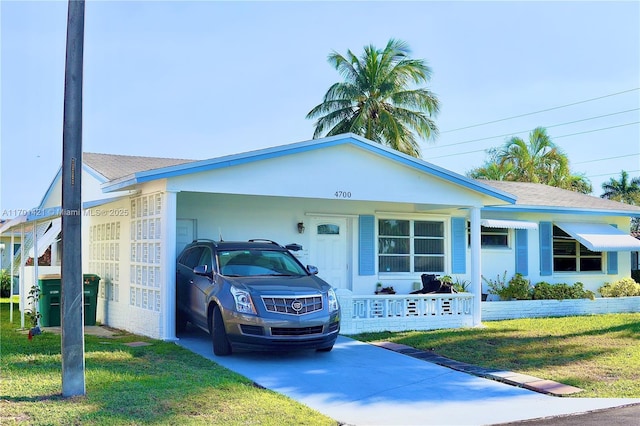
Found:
[481,219,538,230]
[555,222,640,252]
[28,218,61,258]
[99,133,517,204]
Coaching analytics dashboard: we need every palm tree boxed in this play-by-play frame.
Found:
[467,149,516,180]
[466,127,592,194]
[601,171,640,204]
[498,127,570,184]
[306,39,439,157]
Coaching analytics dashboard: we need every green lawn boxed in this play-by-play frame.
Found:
[352,313,640,398]
[0,301,338,425]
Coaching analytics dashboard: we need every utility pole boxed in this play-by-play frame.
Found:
[61,0,85,397]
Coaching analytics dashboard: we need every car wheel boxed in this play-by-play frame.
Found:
[175,309,187,333]
[210,305,232,356]
[316,345,333,353]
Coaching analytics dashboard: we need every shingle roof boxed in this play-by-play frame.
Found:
[479,180,640,213]
[83,152,195,181]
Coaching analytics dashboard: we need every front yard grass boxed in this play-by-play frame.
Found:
[0,301,338,425]
[352,313,640,398]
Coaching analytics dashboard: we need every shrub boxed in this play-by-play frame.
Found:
[483,271,508,299]
[452,278,471,293]
[533,281,595,300]
[484,272,531,300]
[0,269,11,298]
[442,275,470,292]
[506,273,532,300]
[599,278,640,297]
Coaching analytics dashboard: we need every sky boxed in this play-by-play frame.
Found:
[1,0,639,217]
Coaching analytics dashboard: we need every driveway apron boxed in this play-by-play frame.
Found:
[176,328,639,426]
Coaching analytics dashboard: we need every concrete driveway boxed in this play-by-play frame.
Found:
[176,327,639,426]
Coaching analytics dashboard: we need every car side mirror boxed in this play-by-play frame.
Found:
[193,265,209,276]
[307,265,318,275]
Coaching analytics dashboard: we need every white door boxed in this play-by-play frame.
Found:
[309,217,349,289]
[176,219,196,255]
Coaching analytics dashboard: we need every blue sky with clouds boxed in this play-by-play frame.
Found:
[2,1,639,216]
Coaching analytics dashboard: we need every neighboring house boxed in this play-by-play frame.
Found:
[2,133,639,339]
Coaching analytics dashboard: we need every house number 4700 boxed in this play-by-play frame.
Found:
[334,191,352,198]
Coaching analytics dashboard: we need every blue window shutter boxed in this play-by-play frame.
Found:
[607,252,618,275]
[358,215,375,275]
[451,217,466,274]
[515,229,528,276]
[539,222,552,276]
[607,224,618,275]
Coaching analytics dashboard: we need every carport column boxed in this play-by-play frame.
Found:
[470,207,482,326]
[161,190,178,341]
[10,231,15,322]
[20,223,26,329]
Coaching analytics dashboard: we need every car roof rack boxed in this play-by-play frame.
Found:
[248,239,281,246]
[192,238,218,247]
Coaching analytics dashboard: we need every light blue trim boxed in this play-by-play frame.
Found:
[358,215,376,276]
[84,164,108,183]
[37,168,61,209]
[451,217,466,274]
[483,205,640,217]
[37,164,108,209]
[515,229,528,275]
[26,196,131,222]
[539,222,552,276]
[26,207,62,222]
[101,133,517,203]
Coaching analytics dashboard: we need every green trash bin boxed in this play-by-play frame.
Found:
[83,274,100,326]
[38,274,62,327]
[38,274,100,327]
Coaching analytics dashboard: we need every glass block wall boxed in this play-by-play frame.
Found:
[129,193,163,311]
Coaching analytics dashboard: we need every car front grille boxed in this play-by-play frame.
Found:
[271,326,324,336]
[261,295,323,315]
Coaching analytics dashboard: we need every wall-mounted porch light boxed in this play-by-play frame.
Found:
[297,222,305,234]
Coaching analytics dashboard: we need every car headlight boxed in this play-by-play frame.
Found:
[230,286,256,314]
[327,288,339,313]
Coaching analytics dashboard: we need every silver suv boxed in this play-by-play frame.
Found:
[176,239,340,355]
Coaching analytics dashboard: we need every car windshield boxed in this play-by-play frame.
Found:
[218,249,308,277]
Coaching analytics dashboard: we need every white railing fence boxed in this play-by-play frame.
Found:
[336,290,474,335]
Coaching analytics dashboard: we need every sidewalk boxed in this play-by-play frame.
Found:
[176,328,640,426]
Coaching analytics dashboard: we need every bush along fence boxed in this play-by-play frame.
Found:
[481,274,640,321]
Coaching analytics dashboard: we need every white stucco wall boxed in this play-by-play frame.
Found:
[167,144,499,207]
[477,213,632,295]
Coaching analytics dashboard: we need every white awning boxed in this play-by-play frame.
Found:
[555,222,640,252]
[481,219,538,230]
[28,218,62,258]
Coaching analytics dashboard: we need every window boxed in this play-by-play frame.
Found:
[467,225,509,247]
[553,226,602,272]
[317,224,340,235]
[378,219,444,273]
[179,246,204,269]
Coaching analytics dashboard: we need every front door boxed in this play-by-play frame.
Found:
[176,219,196,255]
[309,217,349,289]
